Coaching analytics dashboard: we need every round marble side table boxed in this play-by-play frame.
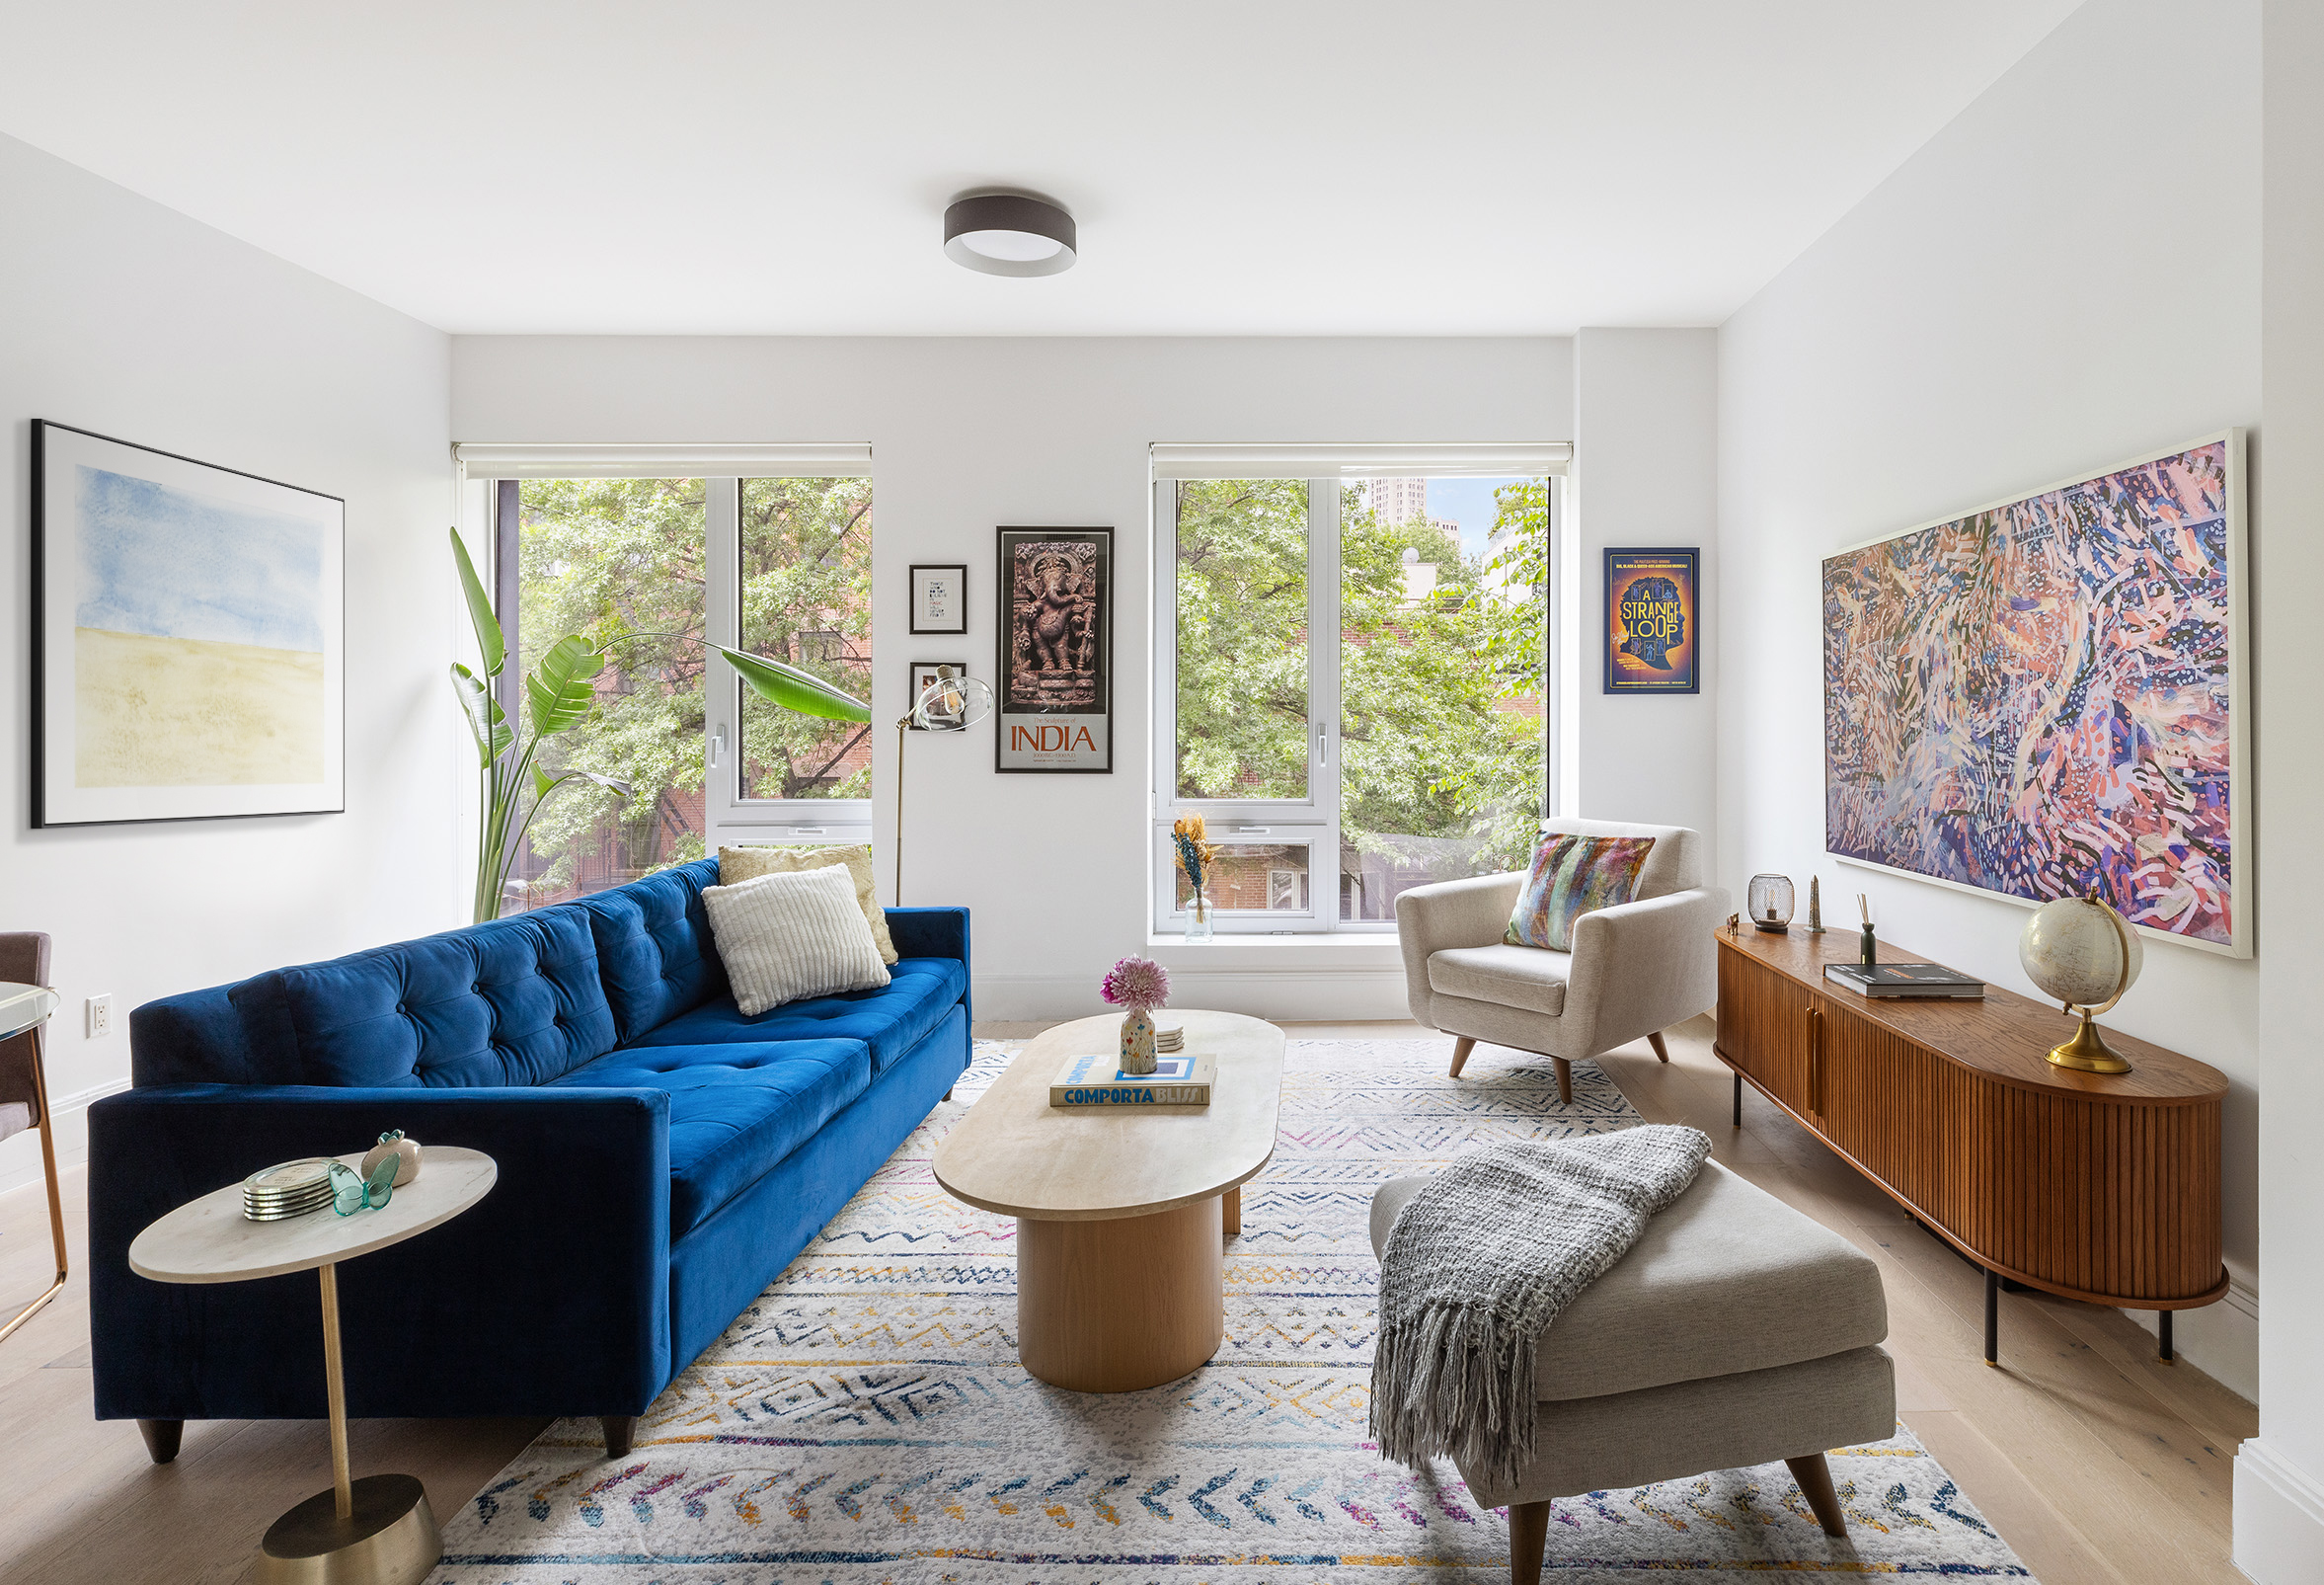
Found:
[129,1146,497,1585]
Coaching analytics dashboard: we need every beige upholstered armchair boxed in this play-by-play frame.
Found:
[1394,819,1729,1102]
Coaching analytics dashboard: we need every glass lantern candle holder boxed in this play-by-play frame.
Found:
[1746,874,1796,933]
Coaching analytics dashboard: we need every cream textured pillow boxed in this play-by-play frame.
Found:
[720,844,897,965]
[701,865,891,1016]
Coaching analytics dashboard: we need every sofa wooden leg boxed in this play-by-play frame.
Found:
[1647,1030,1670,1064]
[602,1415,638,1459]
[136,1418,183,1465]
[1785,1453,1846,1537]
[1552,1057,1573,1105]
[1448,1036,1475,1078]
[1507,1498,1549,1585]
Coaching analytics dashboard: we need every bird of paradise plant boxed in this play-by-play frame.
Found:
[449,529,869,923]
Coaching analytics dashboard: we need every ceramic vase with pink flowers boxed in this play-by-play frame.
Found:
[1101,955,1170,1075]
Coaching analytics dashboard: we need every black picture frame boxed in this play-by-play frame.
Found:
[904,661,969,730]
[31,419,349,827]
[908,563,968,634]
[1602,545,1700,695]
[996,526,1113,773]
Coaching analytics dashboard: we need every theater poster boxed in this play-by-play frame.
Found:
[1602,547,1699,694]
[997,526,1113,772]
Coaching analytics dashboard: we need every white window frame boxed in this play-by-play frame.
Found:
[453,443,876,854]
[1148,444,1568,936]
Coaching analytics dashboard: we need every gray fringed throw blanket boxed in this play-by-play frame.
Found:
[1369,1125,1713,1487]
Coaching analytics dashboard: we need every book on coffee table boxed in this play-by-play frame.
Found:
[1048,1051,1216,1107]
[1822,962,1985,999]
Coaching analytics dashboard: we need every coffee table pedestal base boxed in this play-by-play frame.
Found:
[1018,1198,1224,1391]
[253,1473,440,1585]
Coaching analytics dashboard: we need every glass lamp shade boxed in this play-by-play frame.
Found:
[1746,873,1796,933]
[911,672,993,732]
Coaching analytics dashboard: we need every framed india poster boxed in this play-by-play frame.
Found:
[1822,430,2248,956]
[1603,547,1699,693]
[997,526,1112,772]
[32,421,346,826]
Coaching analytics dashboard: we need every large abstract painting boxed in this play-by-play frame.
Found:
[1823,432,2246,955]
[34,421,345,826]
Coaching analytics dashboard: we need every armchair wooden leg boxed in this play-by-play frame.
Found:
[1507,1498,1549,1585]
[136,1419,184,1465]
[1785,1453,1847,1537]
[1448,1036,1475,1078]
[1647,1030,1670,1064]
[601,1415,638,1459]
[1552,1057,1573,1105]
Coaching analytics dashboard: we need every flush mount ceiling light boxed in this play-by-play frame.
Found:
[943,193,1077,277]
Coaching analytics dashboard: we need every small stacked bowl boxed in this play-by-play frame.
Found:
[1155,1023,1185,1055]
[242,1158,336,1222]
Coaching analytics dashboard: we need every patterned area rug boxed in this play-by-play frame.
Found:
[431,1039,2034,1582]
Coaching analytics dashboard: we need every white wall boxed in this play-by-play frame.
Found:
[1716,0,2262,1395]
[1572,328,1720,869]
[0,133,458,1192]
[2237,0,2324,1574]
[453,336,1573,1021]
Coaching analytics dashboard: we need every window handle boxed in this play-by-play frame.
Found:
[1231,825,1271,835]
[709,728,727,769]
[788,827,827,836]
[1318,730,1330,766]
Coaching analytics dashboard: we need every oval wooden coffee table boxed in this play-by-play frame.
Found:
[934,1009,1283,1392]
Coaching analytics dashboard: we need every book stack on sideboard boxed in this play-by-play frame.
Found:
[1713,924,2228,1365]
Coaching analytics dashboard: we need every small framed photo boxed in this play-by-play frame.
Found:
[910,564,968,634]
[906,662,970,730]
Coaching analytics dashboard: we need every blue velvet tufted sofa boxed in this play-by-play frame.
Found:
[85,857,968,1461]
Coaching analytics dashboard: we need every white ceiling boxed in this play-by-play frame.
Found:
[0,2,2080,337]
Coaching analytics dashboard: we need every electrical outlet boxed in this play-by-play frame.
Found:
[87,993,113,1038]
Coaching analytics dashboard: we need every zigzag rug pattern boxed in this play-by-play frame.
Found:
[430,1038,2034,1582]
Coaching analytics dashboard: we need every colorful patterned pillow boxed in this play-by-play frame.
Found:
[1504,833,1659,951]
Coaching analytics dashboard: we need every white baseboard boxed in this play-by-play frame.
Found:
[2235,1438,2324,1583]
[974,967,1411,1024]
[0,1076,128,1198]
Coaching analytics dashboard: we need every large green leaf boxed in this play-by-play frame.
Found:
[449,662,512,765]
[525,634,606,738]
[449,528,504,678]
[718,645,870,723]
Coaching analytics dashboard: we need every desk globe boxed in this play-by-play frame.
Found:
[2018,897,2144,1073]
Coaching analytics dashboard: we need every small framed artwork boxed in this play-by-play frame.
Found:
[905,662,970,729]
[32,421,346,826]
[1602,546,1700,695]
[909,564,968,634]
[997,526,1113,772]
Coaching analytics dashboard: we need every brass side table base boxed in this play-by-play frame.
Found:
[253,1473,440,1585]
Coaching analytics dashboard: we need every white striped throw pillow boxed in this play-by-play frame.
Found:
[701,862,892,1016]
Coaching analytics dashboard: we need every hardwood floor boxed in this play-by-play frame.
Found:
[0,1015,2247,1584]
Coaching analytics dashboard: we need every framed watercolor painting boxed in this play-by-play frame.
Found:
[1822,430,2247,956]
[996,526,1112,772]
[1602,547,1699,694]
[909,563,968,634]
[32,421,346,827]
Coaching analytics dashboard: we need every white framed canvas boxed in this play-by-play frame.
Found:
[909,563,968,634]
[1822,430,2247,956]
[32,422,346,826]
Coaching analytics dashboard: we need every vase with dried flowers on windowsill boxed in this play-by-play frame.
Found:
[1172,815,1217,942]
[1102,955,1170,1075]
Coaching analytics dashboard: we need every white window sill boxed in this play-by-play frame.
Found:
[1143,932,1405,970]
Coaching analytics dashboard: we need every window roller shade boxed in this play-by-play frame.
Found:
[1149,442,1570,480]
[453,443,872,479]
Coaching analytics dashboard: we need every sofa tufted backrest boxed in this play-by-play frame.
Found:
[576,857,731,1043]
[232,905,621,1088]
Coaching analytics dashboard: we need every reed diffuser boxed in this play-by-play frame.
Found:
[1857,893,1876,966]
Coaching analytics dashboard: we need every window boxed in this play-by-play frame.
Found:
[1152,446,1562,934]
[455,447,874,914]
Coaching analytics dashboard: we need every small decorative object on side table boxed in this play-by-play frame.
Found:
[128,1146,498,1585]
[1857,892,1876,965]
[2020,896,2144,1073]
[1807,876,1824,934]
[1102,955,1169,1075]
[1745,873,1794,932]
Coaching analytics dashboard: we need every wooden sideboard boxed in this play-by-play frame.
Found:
[1713,925,2228,1364]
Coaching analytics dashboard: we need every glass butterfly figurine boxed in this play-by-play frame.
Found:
[327,1153,399,1216]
